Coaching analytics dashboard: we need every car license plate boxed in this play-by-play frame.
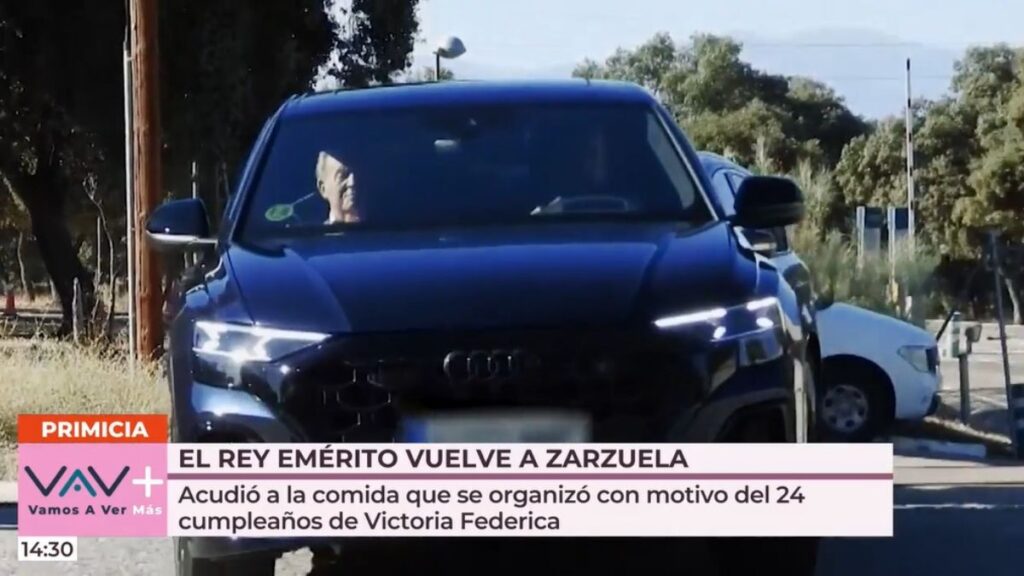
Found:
[400,410,591,443]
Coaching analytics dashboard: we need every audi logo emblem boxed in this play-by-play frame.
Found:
[442,349,539,383]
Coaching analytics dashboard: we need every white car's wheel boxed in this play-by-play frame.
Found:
[819,361,893,441]
[822,384,870,435]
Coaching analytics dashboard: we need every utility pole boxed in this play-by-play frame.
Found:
[123,33,137,364]
[989,232,1019,458]
[130,0,164,360]
[904,57,916,251]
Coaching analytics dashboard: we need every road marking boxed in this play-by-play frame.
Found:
[896,503,1024,510]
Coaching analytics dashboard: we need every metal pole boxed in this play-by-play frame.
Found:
[905,57,916,251]
[123,36,137,363]
[856,206,865,269]
[958,354,971,424]
[189,161,198,267]
[888,206,897,302]
[131,0,165,360]
[435,52,441,81]
[990,231,1018,457]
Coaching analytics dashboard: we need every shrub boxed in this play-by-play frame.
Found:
[0,339,168,450]
[791,229,938,325]
[786,163,939,325]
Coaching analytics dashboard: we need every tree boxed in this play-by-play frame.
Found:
[574,32,681,97]
[0,0,125,331]
[786,77,868,166]
[327,0,420,88]
[159,0,338,209]
[827,44,1024,322]
[955,136,1024,323]
[952,45,1021,120]
[674,34,779,115]
[1,1,421,333]
[833,119,906,209]
[682,101,792,168]
[404,66,455,83]
[947,46,1024,322]
[913,98,978,254]
[574,32,866,171]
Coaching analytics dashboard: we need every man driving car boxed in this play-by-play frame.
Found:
[316,151,362,224]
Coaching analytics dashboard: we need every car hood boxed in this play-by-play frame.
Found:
[224,222,761,334]
[817,302,937,355]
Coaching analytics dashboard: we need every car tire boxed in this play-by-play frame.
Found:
[175,538,276,576]
[818,361,893,442]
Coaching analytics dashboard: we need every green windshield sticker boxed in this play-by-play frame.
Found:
[264,204,295,222]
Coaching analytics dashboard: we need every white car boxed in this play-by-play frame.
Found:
[815,302,941,440]
[697,151,941,441]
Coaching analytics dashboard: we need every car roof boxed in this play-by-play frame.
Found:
[281,79,659,118]
[696,151,749,175]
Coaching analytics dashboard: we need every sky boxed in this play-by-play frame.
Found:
[410,0,1024,117]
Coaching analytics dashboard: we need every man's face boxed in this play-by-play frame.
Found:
[317,152,360,223]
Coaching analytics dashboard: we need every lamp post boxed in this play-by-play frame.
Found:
[433,36,466,80]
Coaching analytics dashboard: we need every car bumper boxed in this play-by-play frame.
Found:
[181,359,800,446]
[182,378,799,560]
[175,330,807,560]
[894,368,941,422]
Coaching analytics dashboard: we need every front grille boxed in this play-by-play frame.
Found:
[282,331,704,443]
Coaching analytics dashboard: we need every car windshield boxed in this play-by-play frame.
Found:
[238,101,711,240]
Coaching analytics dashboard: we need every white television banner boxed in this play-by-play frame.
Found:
[166,443,893,537]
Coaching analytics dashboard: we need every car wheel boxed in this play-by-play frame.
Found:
[818,365,891,442]
[175,538,275,576]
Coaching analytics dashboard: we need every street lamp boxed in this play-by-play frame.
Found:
[434,36,466,80]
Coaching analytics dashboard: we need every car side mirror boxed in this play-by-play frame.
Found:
[740,228,779,254]
[732,176,806,229]
[145,198,216,253]
[965,324,983,344]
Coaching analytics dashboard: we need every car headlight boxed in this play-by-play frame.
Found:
[654,297,783,338]
[653,297,786,367]
[898,345,936,374]
[192,321,329,387]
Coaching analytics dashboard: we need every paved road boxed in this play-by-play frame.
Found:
[0,505,13,530]
[817,485,1024,576]
[820,455,1024,576]
[934,327,1024,437]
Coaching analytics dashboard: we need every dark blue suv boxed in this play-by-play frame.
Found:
[147,80,821,575]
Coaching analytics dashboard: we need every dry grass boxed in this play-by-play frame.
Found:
[7,291,59,311]
[0,339,169,477]
[892,416,1015,459]
[0,448,15,482]
[5,286,130,314]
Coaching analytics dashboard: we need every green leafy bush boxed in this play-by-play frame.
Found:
[787,163,939,325]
